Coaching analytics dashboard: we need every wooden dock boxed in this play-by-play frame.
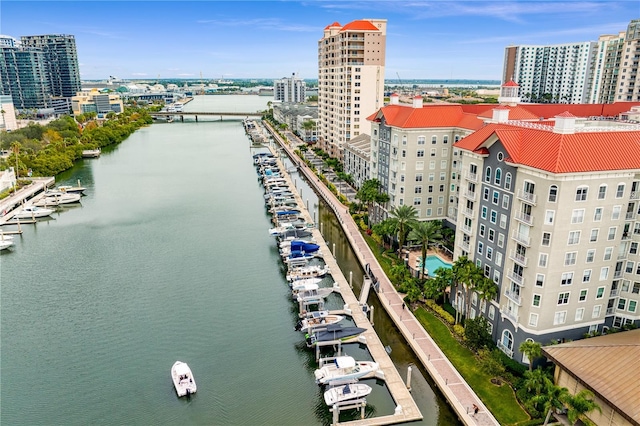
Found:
[266,146,423,426]
[0,177,55,226]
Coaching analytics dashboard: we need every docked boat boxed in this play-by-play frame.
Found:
[82,148,101,158]
[171,361,197,397]
[295,310,344,332]
[0,240,14,251]
[314,356,379,385]
[286,264,330,282]
[306,324,366,346]
[58,179,86,195]
[296,287,335,304]
[324,383,373,406]
[13,205,54,219]
[290,277,322,290]
[33,191,81,206]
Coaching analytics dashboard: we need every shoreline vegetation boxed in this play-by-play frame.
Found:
[0,107,153,199]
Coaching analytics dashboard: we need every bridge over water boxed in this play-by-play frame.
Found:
[152,111,263,122]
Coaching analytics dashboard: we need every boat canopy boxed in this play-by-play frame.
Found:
[334,357,356,369]
[290,241,320,253]
[174,362,191,376]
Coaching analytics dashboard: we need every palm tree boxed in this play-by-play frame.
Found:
[519,340,543,371]
[425,267,451,303]
[451,256,473,324]
[522,367,552,396]
[565,389,601,425]
[408,220,442,278]
[532,384,571,426]
[388,205,418,254]
[355,179,389,222]
[301,120,316,142]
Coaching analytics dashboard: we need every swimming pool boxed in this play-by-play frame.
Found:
[416,255,452,276]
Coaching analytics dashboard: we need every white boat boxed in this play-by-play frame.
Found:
[171,361,197,397]
[314,356,379,386]
[295,311,344,332]
[82,148,101,158]
[13,205,54,219]
[34,191,81,206]
[296,287,335,303]
[0,240,14,251]
[324,383,373,406]
[58,180,86,195]
[286,264,330,282]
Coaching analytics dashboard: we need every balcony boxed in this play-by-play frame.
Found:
[606,307,615,315]
[464,171,478,182]
[614,270,623,279]
[610,289,619,297]
[463,190,476,201]
[461,224,473,236]
[509,250,529,267]
[515,211,534,226]
[458,240,470,252]
[461,207,474,218]
[626,211,635,220]
[630,191,639,200]
[511,231,531,247]
[504,290,522,305]
[500,306,519,326]
[497,340,514,357]
[517,189,537,205]
[507,270,525,286]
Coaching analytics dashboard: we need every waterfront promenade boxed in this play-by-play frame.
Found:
[265,122,500,426]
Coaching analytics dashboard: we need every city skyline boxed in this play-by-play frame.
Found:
[2,1,637,81]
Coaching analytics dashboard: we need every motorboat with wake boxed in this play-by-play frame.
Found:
[324,382,373,406]
[314,356,379,385]
[171,361,197,397]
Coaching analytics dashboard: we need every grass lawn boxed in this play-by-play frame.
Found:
[414,307,530,425]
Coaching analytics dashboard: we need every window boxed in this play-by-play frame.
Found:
[498,233,505,248]
[553,311,567,324]
[479,224,485,237]
[598,185,607,199]
[579,289,588,302]
[545,210,555,224]
[492,191,499,204]
[481,207,487,219]
[594,207,603,221]
[571,209,585,224]
[485,167,491,182]
[586,249,595,263]
[417,136,425,145]
[539,253,548,267]
[633,282,640,294]
[499,214,507,229]
[505,173,512,190]
[590,229,598,242]
[548,185,558,202]
[495,168,502,185]
[600,267,609,280]
[478,242,484,255]
[533,294,541,307]
[592,305,602,317]
[568,231,580,245]
[490,210,497,224]
[626,261,635,274]
[529,313,538,327]
[576,186,588,201]
[443,135,448,144]
[582,270,591,283]
[483,188,490,200]
[493,270,500,283]
[417,150,425,157]
[495,252,503,267]
[415,186,422,194]
[616,184,625,198]
[565,252,577,266]
[607,227,616,240]
[500,330,513,355]
[629,300,637,313]
[561,272,573,285]
[542,232,551,246]
[630,242,638,255]
[502,194,509,209]
[416,161,423,170]
[604,247,613,261]
[618,298,627,310]
[558,292,570,305]
[488,229,495,242]
[536,274,544,287]
[612,206,621,220]
[431,136,437,144]
[488,306,495,319]
[413,197,422,206]
[596,287,605,299]
[486,247,493,260]
[575,308,585,321]
[415,174,423,182]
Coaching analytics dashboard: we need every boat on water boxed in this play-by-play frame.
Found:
[33,191,81,206]
[324,383,373,406]
[314,356,379,385]
[306,324,366,346]
[286,264,330,281]
[58,179,86,195]
[82,148,101,158]
[296,287,335,303]
[13,205,54,219]
[295,310,344,332]
[171,361,197,397]
[0,240,14,251]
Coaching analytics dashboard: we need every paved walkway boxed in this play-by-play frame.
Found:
[266,123,499,426]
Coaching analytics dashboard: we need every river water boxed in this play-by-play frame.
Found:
[0,95,458,425]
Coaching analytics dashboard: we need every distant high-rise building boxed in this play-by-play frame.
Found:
[0,46,51,110]
[616,19,640,102]
[274,73,306,103]
[587,32,626,104]
[318,19,386,158]
[21,34,81,99]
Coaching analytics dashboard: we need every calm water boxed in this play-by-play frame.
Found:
[1,95,457,425]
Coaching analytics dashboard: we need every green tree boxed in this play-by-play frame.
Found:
[532,384,571,426]
[424,266,451,303]
[389,264,411,286]
[478,348,506,379]
[464,316,493,351]
[565,389,601,425]
[371,218,396,249]
[355,179,389,222]
[408,220,443,278]
[522,368,552,397]
[388,205,418,254]
[519,340,543,371]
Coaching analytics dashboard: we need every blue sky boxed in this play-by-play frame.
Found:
[2,1,637,81]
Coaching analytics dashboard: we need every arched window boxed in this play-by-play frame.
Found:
[505,173,512,190]
[500,330,513,356]
[485,167,492,183]
[548,185,558,202]
[495,168,502,185]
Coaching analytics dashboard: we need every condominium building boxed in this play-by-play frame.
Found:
[318,19,386,159]
[343,133,371,189]
[503,42,596,104]
[616,19,640,102]
[0,45,51,109]
[274,73,306,103]
[71,89,123,116]
[453,110,640,362]
[587,32,626,104]
[20,34,81,99]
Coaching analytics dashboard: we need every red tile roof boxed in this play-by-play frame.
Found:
[367,104,484,130]
[340,20,380,32]
[325,22,341,29]
[461,102,640,120]
[503,80,519,87]
[454,122,640,173]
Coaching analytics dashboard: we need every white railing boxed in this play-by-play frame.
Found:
[461,224,473,235]
[504,290,522,305]
[515,211,534,225]
[517,189,537,205]
[497,341,514,357]
[509,250,528,267]
[461,208,474,218]
[507,270,525,286]
[511,231,531,246]
[458,241,470,252]
[464,190,476,201]
[500,306,519,326]
[464,171,478,182]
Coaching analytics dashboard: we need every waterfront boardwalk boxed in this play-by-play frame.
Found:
[0,177,55,226]
[266,123,500,426]
[267,146,423,426]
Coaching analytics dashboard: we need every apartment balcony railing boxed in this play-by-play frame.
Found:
[458,240,470,252]
[497,340,514,357]
[626,211,635,220]
[610,289,619,297]
[622,232,631,241]
[464,171,478,182]
[515,211,534,226]
[500,306,519,327]
[511,231,531,247]
[606,307,615,315]
[630,191,639,200]
[509,250,529,267]
[507,270,525,286]
[461,208,474,218]
[461,224,473,236]
[614,270,623,279]
[463,190,476,201]
[504,290,522,305]
[517,189,537,205]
